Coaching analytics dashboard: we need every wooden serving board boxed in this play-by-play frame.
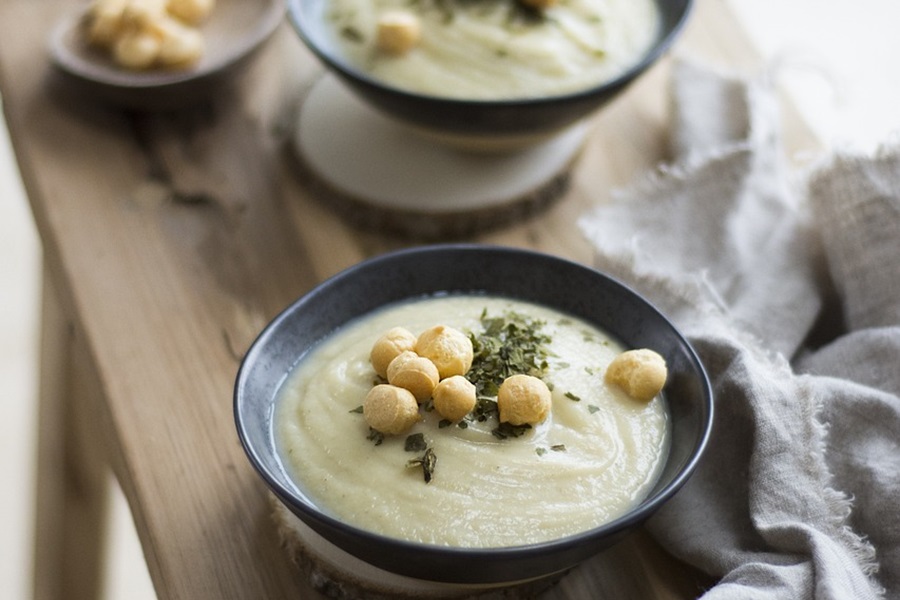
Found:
[0,0,819,598]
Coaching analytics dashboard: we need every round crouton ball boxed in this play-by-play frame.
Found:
[375,10,421,55]
[86,0,128,48]
[497,374,551,426]
[604,348,667,402]
[370,327,418,378]
[113,29,161,69]
[432,375,476,422]
[386,351,439,402]
[363,384,419,435]
[122,0,168,28]
[415,325,474,379]
[155,16,204,66]
[167,0,215,24]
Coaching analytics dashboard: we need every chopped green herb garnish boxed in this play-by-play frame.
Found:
[467,310,552,401]
[457,421,469,429]
[504,1,546,25]
[588,404,601,414]
[551,444,567,452]
[340,26,364,43]
[536,447,548,456]
[404,433,428,452]
[492,422,532,439]
[349,405,364,414]
[367,428,384,446]
[564,391,581,402]
[438,419,452,429]
[462,310,555,442]
[472,397,499,422]
[407,447,437,483]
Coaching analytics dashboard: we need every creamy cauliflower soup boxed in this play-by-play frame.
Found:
[320,0,661,99]
[275,295,669,548]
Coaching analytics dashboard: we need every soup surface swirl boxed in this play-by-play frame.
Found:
[320,0,660,99]
[276,295,669,547]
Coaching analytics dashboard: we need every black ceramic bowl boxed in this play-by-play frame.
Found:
[235,244,712,587]
[286,0,692,144]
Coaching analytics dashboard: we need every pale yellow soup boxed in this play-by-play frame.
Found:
[322,0,660,99]
[275,295,669,548]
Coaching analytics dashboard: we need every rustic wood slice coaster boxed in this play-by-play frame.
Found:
[271,497,567,599]
[292,75,587,239]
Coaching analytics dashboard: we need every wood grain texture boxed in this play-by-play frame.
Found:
[33,270,112,600]
[0,0,819,598]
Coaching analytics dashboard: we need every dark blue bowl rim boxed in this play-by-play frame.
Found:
[285,0,694,109]
[234,243,712,571]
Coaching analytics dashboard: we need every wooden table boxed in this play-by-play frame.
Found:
[0,0,818,598]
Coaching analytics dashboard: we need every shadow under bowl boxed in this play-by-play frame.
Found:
[286,0,692,145]
[234,244,713,586]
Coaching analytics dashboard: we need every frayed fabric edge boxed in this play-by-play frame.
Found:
[579,55,886,597]
[582,232,885,597]
[806,377,885,597]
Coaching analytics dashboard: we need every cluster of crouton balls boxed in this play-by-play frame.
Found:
[364,324,667,436]
[83,0,214,70]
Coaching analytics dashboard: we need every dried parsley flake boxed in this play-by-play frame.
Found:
[404,433,428,452]
[367,428,385,446]
[462,309,554,439]
[492,422,532,440]
[467,310,551,400]
[407,447,437,483]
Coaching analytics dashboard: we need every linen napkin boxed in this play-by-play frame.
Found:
[579,59,900,599]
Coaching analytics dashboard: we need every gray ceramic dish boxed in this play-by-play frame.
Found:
[234,244,712,586]
[48,0,285,110]
[286,0,692,144]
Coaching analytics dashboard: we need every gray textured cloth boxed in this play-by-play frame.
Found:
[579,60,900,599]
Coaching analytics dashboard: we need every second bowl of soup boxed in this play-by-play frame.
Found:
[287,0,693,144]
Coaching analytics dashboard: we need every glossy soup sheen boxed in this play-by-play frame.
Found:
[275,295,669,548]
[321,0,660,99]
